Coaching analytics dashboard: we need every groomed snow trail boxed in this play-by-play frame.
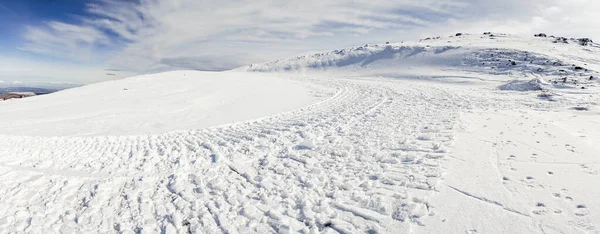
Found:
[0,76,466,233]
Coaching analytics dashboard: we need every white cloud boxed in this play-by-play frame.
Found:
[442,0,600,39]
[19,0,466,73]
[18,0,600,77]
[19,21,116,62]
[0,57,134,84]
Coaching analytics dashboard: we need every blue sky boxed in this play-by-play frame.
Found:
[1,0,599,85]
[1,0,87,55]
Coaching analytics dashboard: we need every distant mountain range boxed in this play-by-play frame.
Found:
[0,84,80,95]
[0,87,58,95]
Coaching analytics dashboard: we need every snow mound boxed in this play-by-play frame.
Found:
[498,78,550,91]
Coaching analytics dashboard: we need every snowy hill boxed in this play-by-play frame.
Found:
[0,33,599,234]
[0,71,327,136]
[248,33,600,88]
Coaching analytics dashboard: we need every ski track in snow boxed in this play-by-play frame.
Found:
[0,75,489,233]
[1,36,599,233]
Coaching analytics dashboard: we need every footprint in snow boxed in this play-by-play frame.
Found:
[574,204,589,217]
[554,209,563,215]
[565,144,576,153]
[522,176,541,188]
[417,135,433,141]
[530,155,538,160]
[580,164,599,175]
[532,202,547,215]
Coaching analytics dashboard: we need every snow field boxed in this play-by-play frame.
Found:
[423,109,600,234]
[0,76,469,233]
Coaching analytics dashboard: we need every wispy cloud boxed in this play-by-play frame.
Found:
[0,57,135,84]
[19,21,115,62]
[19,0,466,73]
[18,0,600,75]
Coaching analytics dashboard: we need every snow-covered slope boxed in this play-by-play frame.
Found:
[1,33,599,234]
[0,70,328,136]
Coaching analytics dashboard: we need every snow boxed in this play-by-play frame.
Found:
[498,78,550,91]
[0,70,327,136]
[424,109,600,233]
[0,34,599,233]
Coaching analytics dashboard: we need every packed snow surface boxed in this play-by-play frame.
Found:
[0,34,599,233]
